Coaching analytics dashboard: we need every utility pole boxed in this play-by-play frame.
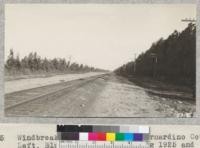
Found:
[69,55,72,63]
[67,55,72,68]
[150,53,157,78]
[181,18,196,23]
[134,53,137,73]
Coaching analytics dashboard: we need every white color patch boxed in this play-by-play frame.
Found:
[79,132,88,141]
[139,126,149,133]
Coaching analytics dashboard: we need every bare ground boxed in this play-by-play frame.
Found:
[5,73,195,117]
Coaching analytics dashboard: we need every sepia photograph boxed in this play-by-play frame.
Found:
[4,4,196,117]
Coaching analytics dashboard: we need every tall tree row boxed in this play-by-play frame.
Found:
[115,23,196,88]
[5,50,104,74]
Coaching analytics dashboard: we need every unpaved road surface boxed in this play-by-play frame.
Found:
[5,72,106,94]
[5,73,195,117]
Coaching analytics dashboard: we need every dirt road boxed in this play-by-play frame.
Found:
[5,72,106,94]
[5,73,195,117]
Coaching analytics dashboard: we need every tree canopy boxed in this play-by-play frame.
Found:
[115,23,196,88]
[5,50,105,74]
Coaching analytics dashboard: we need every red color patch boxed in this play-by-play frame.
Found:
[97,132,106,141]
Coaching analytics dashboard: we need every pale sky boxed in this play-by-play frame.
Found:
[5,4,196,70]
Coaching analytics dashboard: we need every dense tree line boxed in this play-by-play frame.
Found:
[5,50,104,75]
[115,23,196,88]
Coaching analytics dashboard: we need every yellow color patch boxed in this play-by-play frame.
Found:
[106,133,115,141]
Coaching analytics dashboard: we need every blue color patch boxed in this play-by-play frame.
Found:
[124,133,133,141]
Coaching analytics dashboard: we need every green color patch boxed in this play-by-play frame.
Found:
[116,133,124,141]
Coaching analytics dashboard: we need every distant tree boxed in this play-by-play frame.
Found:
[27,52,34,71]
[42,58,50,72]
[58,58,67,71]
[32,52,41,70]
[21,56,29,69]
[52,58,59,70]
[6,49,15,70]
[70,62,80,71]
[15,54,21,70]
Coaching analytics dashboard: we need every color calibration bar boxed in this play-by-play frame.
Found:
[57,125,149,142]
